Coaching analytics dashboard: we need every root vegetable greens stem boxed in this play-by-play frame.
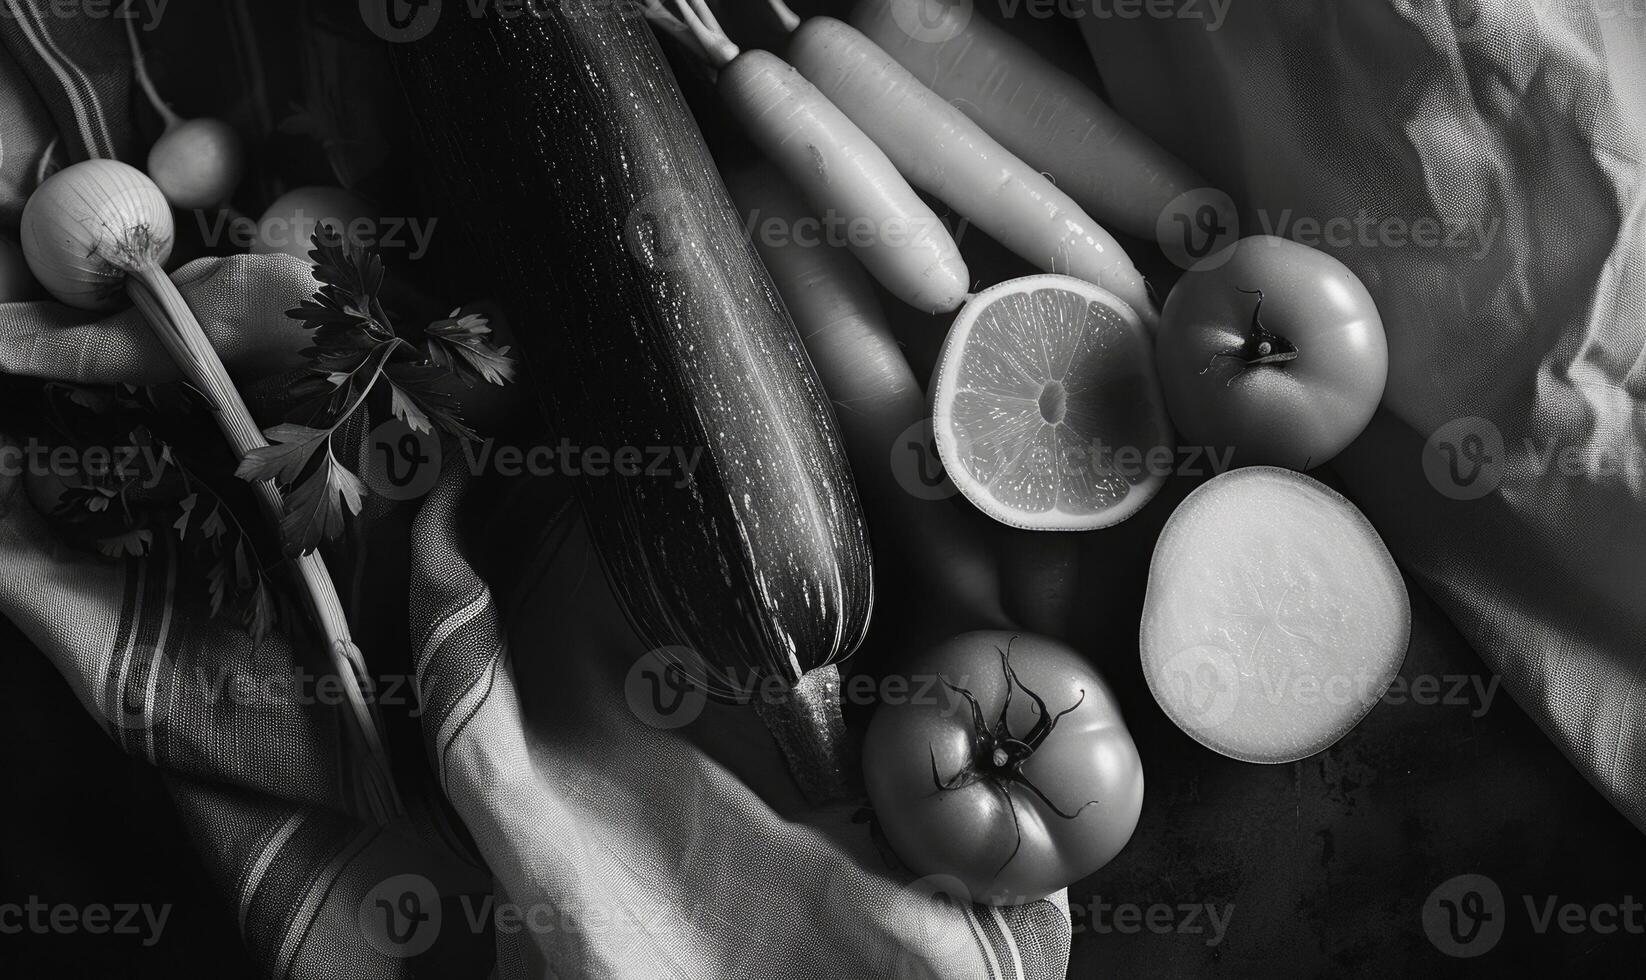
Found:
[21,159,403,825]
[766,0,801,33]
[659,0,738,68]
[125,264,402,825]
[124,10,183,129]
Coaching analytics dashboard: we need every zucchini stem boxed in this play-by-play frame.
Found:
[751,665,860,805]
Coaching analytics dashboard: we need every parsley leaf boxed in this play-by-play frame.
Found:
[245,227,517,555]
[279,450,366,557]
[425,310,518,387]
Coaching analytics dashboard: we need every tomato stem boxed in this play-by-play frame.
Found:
[1200,288,1299,382]
[927,637,1100,884]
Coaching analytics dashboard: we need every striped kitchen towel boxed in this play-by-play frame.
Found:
[0,3,1074,976]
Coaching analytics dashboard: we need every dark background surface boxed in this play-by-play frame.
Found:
[7,557,1646,979]
[5,3,1646,979]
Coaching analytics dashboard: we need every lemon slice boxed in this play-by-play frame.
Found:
[932,275,1172,531]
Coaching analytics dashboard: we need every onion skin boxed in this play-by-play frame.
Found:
[394,4,875,700]
[19,159,402,823]
[19,159,173,311]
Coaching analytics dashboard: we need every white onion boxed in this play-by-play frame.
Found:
[20,159,174,311]
[19,159,401,822]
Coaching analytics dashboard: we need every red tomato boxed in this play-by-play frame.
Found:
[863,631,1144,905]
[1156,236,1388,470]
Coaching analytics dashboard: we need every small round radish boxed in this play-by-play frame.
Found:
[1141,467,1409,764]
[251,187,373,263]
[126,15,244,210]
[147,118,245,211]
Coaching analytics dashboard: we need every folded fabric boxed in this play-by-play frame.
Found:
[0,257,1071,977]
[0,7,1074,977]
[1081,0,1646,829]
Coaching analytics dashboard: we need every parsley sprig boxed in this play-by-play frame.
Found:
[36,393,288,646]
[236,225,516,556]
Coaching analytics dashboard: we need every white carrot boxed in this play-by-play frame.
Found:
[852,0,1229,247]
[648,0,971,314]
[777,10,1159,326]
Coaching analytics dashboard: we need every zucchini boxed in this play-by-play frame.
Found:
[395,1,874,799]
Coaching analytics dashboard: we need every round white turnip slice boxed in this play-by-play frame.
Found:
[1141,467,1410,763]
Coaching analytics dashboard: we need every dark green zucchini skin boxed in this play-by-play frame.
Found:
[395,3,873,695]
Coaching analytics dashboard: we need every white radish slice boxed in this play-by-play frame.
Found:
[1141,467,1409,763]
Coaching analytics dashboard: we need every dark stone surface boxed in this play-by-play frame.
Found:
[1064,579,1646,978]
